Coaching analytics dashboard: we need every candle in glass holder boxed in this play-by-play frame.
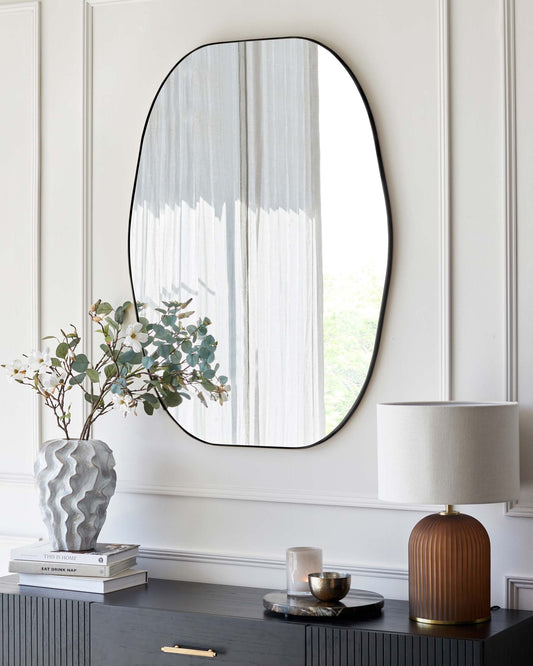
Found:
[286,546,323,596]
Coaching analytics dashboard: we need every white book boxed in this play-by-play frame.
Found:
[18,568,148,594]
[9,556,137,578]
[11,542,139,565]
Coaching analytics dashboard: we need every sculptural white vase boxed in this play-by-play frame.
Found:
[34,439,117,552]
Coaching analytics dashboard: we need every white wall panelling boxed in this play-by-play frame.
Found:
[503,0,517,406]
[82,1,95,425]
[509,0,533,517]
[506,576,533,611]
[438,0,452,401]
[1,0,533,609]
[0,0,40,479]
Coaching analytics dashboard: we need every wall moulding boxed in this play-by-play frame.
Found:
[0,471,437,512]
[117,479,437,511]
[504,0,518,406]
[505,501,533,518]
[506,575,533,610]
[137,545,408,583]
[502,0,532,518]
[439,0,452,402]
[0,0,41,464]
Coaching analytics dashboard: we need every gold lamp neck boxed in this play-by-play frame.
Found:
[440,504,460,516]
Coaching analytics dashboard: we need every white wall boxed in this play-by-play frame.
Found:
[0,0,532,610]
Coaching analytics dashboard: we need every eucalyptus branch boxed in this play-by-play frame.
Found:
[3,298,230,440]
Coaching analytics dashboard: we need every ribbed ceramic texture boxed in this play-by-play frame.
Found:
[34,439,116,552]
[409,513,490,624]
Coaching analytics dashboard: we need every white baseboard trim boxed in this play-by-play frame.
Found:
[0,536,407,586]
[137,546,408,582]
[506,575,533,610]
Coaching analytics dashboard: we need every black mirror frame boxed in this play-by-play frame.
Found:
[127,35,393,449]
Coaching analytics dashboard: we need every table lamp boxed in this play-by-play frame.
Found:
[377,401,519,625]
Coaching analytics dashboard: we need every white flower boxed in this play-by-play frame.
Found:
[27,349,51,374]
[5,359,27,382]
[39,372,60,393]
[123,323,148,353]
[111,393,137,417]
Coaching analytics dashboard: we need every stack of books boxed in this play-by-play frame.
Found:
[9,542,147,594]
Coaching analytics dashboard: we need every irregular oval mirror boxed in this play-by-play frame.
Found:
[129,37,391,448]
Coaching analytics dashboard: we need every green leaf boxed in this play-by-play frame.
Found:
[181,340,192,354]
[143,401,154,416]
[104,364,117,379]
[141,392,159,406]
[158,344,172,359]
[119,349,137,364]
[56,342,69,359]
[170,351,182,364]
[69,373,85,386]
[105,316,119,330]
[150,324,166,338]
[218,375,228,384]
[86,368,100,383]
[164,391,183,408]
[51,358,62,368]
[142,356,156,370]
[71,354,89,372]
[96,301,113,315]
[201,379,216,392]
[186,353,199,367]
[114,306,125,324]
[41,336,56,341]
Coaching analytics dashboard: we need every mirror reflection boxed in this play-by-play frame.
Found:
[129,37,391,447]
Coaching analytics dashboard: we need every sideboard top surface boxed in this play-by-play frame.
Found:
[1,574,532,642]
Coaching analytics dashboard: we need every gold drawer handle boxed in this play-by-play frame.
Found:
[161,644,217,658]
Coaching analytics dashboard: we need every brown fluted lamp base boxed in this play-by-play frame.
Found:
[408,510,491,625]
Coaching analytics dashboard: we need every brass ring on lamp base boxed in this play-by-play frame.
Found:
[410,615,491,626]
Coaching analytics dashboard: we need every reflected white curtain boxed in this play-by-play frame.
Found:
[130,39,324,446]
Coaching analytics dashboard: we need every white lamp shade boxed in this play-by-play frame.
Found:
[377,402,520,505]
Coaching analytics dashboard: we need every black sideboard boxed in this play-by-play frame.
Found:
[1,574,532,665]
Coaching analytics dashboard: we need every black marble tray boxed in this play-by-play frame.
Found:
[263,589,384,619]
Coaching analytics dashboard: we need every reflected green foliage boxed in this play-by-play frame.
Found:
[323,266,383,433]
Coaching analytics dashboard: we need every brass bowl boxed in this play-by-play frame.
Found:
[308,572,351,602]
